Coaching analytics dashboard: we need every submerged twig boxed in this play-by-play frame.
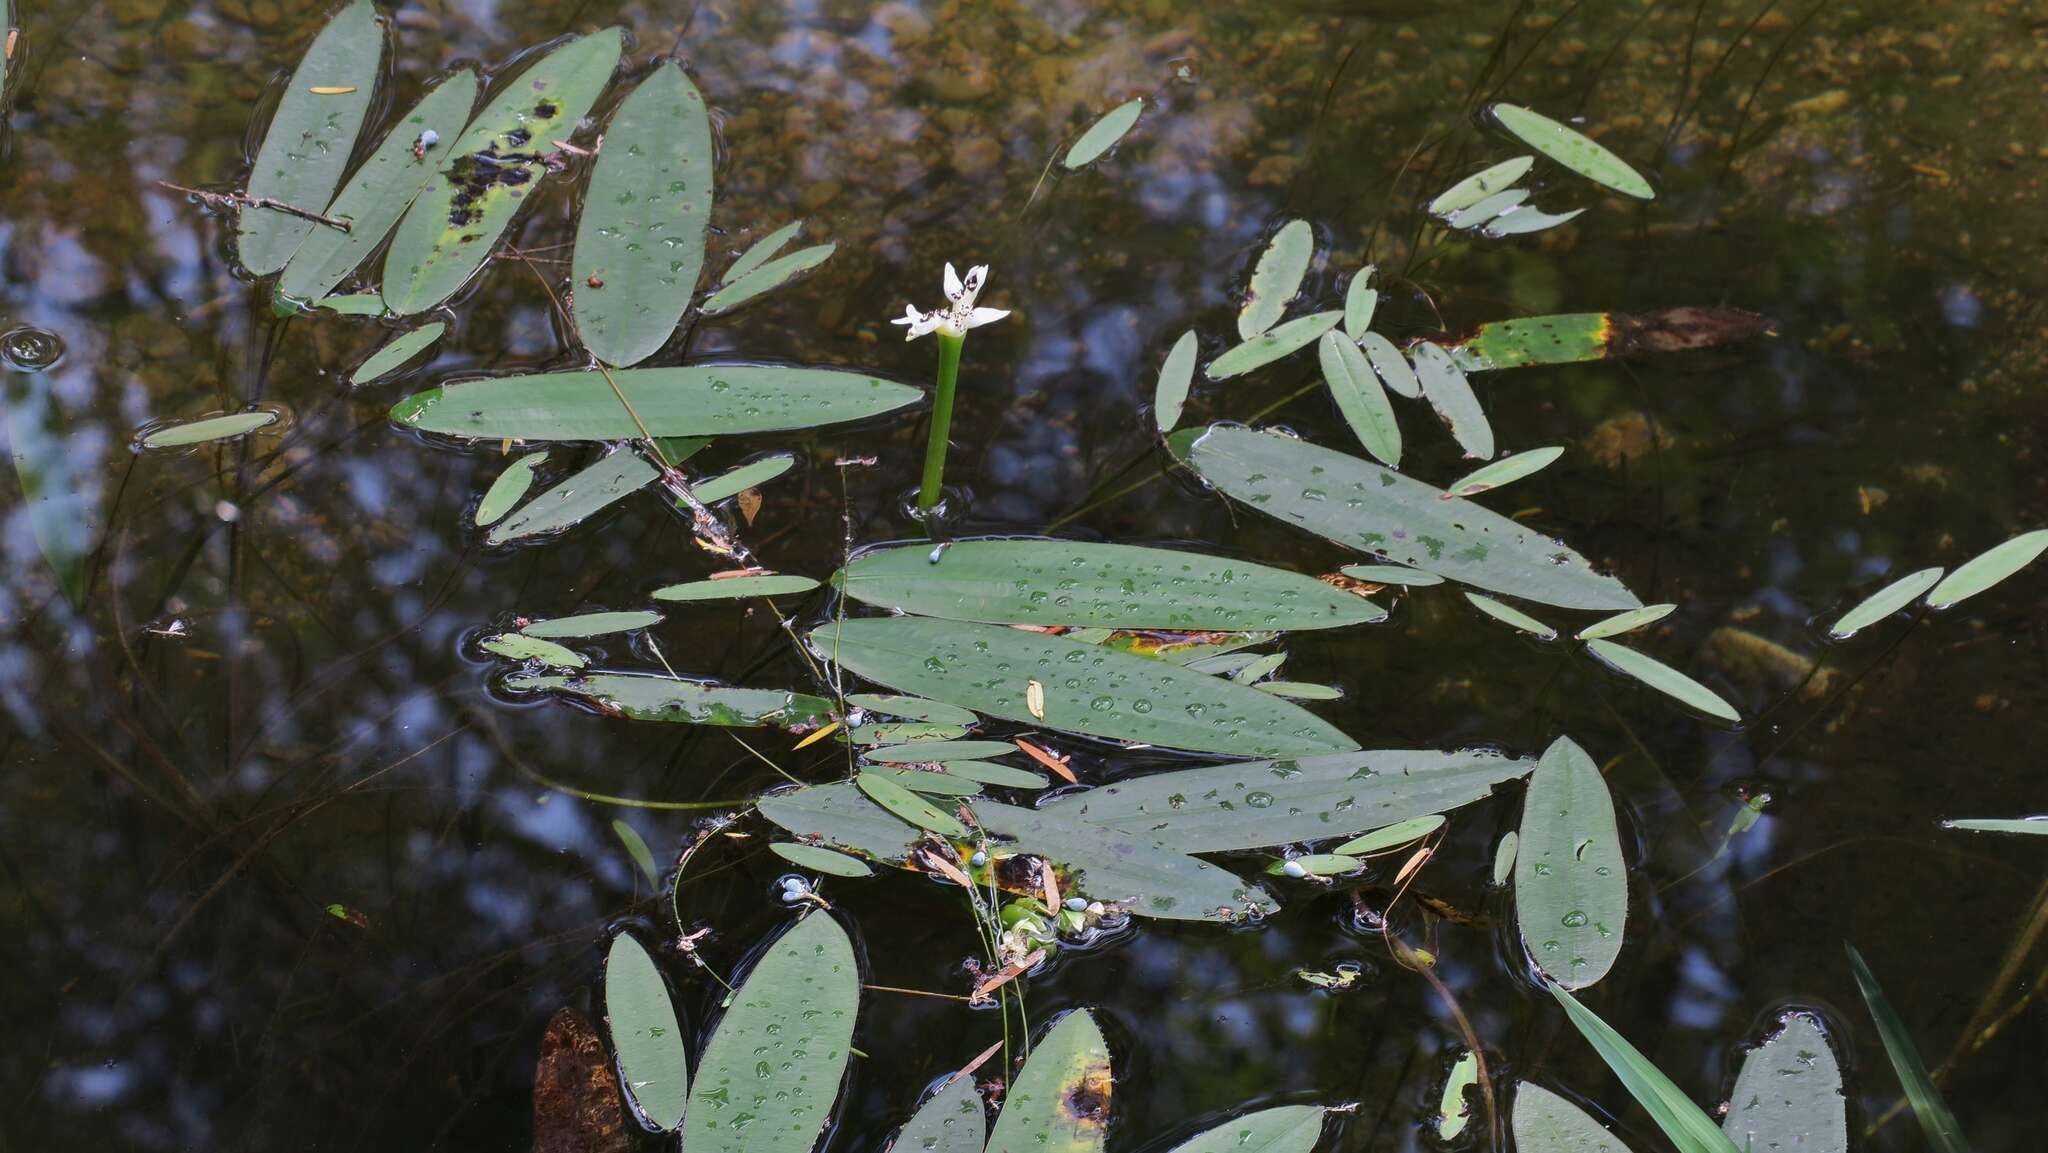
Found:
[157,180,351,232]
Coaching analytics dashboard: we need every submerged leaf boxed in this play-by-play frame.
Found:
[1318,330,1402,468]
[1172,425,1641,610]
[1512,1082,1629,1153]
[603,933,688,1131]
[721,220,804,286]
[139,410,278,448]
[1343,266,1379,338]
[1846,944,1970,1153]
[532,1007,633,1153]
[1924,529,2048,609]
[1585,638,1740,723]
[1466,592,1557,640]
[891,1073,986,1153]
[1828,567,1942,639]
[1490,103,1653,199]
[1429,156,1535,216]
[1577,603,1676,641]
[1241,219,1314,339]
[520,609,662,638]
[857,771,968,837]
[976,800,1277,921]
[700,244,836,314]
[769,841,873,877]
[688,453,796,505]
[1064,98,1143,169]
[989,1011,1113,1153]
[1941,816,2048,835]
[349,321,445,385]
[611,819,660,884]
[1447,445,1563,497]
[391,364,920,441]
[1411,341,1493,458]
[651,573,820,602]
[475,450,547,527]
[1547,982,1740,1153]
[486,448,654,546]
[508,670,834,729]
[1721,1013,1846,1153]
[573,63,714,367]
[1207,311,1343,380]
[836,539,1385,631]
[1154,330,1198,434]
[1358,331,1421,397]
[1516,736,1627,990]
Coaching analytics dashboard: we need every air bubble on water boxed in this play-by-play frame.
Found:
[1,327,65,372]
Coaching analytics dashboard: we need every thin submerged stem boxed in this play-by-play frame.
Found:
[918,331,966,511]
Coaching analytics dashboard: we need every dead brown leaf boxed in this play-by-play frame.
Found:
[532,1007,631,1153]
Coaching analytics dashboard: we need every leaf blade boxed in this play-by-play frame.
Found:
[1153,330,1198,434]
[700,244,836,314]
[1845,944,1970,1153]
[1585,638,1740,723]
[1925,529,2048,609]
[1515,736,1627,989]
[1318,331,1402,468]
[1064,98,1143,169]
[1829,567,1943,638]
[1207,311,1343,380]
[1490,103,1653,199]
[349,321,446,386]
[603,933,689,1131]
[1240,219,1314,339]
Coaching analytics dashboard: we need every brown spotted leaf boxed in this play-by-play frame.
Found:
[988,1009,1112,1153]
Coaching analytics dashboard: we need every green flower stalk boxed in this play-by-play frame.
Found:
[893,262,1008,511]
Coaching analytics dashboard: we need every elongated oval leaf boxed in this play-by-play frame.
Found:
[1358,331,1421,398]
[1448,445,1562,497]
[520,609,661,638]
[1491,104,1653,199]
[1942,816,2048,835]
[893,1075,985,1153]
[1577,603,1676,641]
[1344,266,1378,338]
[1516,736,1627,990]
[1265,853,1359,877]
[867,767,981,797]
[700,244,835,314]
[1340,563,1443,586]
[238,0,382,274]
[721,220,803,286]
[1443,187,1530,230]
[278,70,480,306]
[1721,1013,1846,1153]
[847,694,977,725]
[812,616,1357,757]
[1925,529,2048,609]
[690,453,796,505]
[571,63,712,367]
[1208,311,1342,380]
[1484,205,1586,237]
[1319,330,1401,467]
[990,1010,1112,1153]
[480,632,586,668]
[1829,567,1942,638]
[392,364,919,441]
[612,818,661,883]
[1166,1106,1327,1153]
[860,739,1014,763]
[1335,813,1445,856]
[350,321,445,385]
[508,670,834,729]
[1172,425,1640,610]
[1466,592,1557,640]
[1585,638,1739,723]
[475,450,547,527]
[1241,219,1313,339]
[139,410,278,448]
[836,539,1385,631]
[382,29,624,314]
[770,841,873,877]
[847,722,968,745]
[486,447,654,545]
[857,771,967,837]
[1064,98,1142,169]
[1492,831,1518,885]
[1513,1082,1631,1153]
[938,760,1047,788]
[1256,680,1342,700]
[1154,329,1198,434]
[683,915,857,1153]
[1845,945,1969,1153]
[1411,341,1493,458]
[1065,747,1534,851]
[1547,983,1740,1153]
[652,574,820,602]
[1429,156,1535,216]
[604,933,688,1131]
[317,292,390,316]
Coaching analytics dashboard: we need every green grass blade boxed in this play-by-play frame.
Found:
[1845,944,1970,1153]
[1546,981,1740,1153]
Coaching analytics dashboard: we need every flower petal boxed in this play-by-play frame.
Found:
[959,265,988,307]
[904,310,945,339]
[966,307,1010,329]
[943,263,963,301]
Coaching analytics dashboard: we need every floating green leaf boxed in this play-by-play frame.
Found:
[1492,831,1518,885]
[349,321,445,386]
[1547,982,1740,1153]
[1154,330,1198,434]
[1229,650,1286,684]
[238,0,382,275]
[1941,816,2048,835]
[391,364,919,441]
[978,800,1278,921]
[1344,266,1378,338]
[1443,187,1530,230]
[1448,313,1612,372]
[1430,156,1535,216]
[508,671,834,729]
[813,616,1357,757]
[837,539,1385,631]
[892,1074,986,1153]
[1240,219,1313,339]
[652,574,820,602]
[857,771,968,837]
[1319,330,1402,468]
[1484,205,1586,237]
[1466,592,1557,640]
[1340,563,1443,586]
[1207,311,1343,380]
[612,819,661,884]
[990,1011,1112,1153]
[1490,103,1653,200]
[844,694,979,725]
[475,450,547,527]
[758,782,923,860]
[1334,813,1444,856]
[1264,853,1359,877]
[382,29,623,314]
[689,453,796,505]
[571,63,712,367]
[1447,445,1563,497]
[939,761,1048,788]
[139,410,278,448]
[1064,98,1143,169]
[1185,652,1262,676]
[1358,331,1421,398]
[1516,736,1627,990]
[1829,567,1942,639]
[860,739,1014,763]
[485,447,654,546]
[1925,529,2048,609]
[1512,1082,1631,1153]
[480,632,585,668]
[1585,638,1739,723]
[1062,747,1533,851]
[317,292,390,316]
[1577,603,1676,641]
[847,722,969,745]
[1846,944,1969,1153]
[683,914,857,1153]
[277,70,479,306]
[520,609,662,638]
[867,767,982,797]
[769,841,873,877]
[1411,341,1493,458]
[1256,681,1342,700]
[604,933,688,1131]
[1721,1013,1846,1153]
[1437,1050,1479,1141]
[1165,1106,1327,1153]
[721,220,803,286]
[1173,425,1641,610]
[701,244,836,314]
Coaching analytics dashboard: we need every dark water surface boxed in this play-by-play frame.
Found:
[2,0,2044,1149]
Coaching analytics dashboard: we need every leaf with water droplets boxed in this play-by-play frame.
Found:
[1240,219,1314,339]
[981,800,1279,922]
[891,1073,986,1153]
[1334,813,1444,856]
[812,616,1357,757]
[390,364,920,441]
[1358,331,1421,397]
[1516,736,1627,990]
[1207,311,1344,381]
[1490,104,1653,200]
[769,841,873,877]
[701,244,836,314]
[1154,330,1198,434]
[520,610,662,638]
[238,0,382,275]
[835,539,1385,631]
[1344,267,1379,338]
[1828,568,1942,638]
[1411,342,1493,458]
[508,670,834,729]
[485,447,655,546]
[349,321,445,385]
[857,771,968,837]
[475,451,548,527]
[139,411,278,448]
[1466,592,1557,640]
[1443,187,1530,230]
[603,933,688,1131]
[1577,603,1676,641]
[721,220,804,286]
[1721,1013,1846,1153]
[1162,1105,1327,1153]
[1064,98,1143,169]
[1942,816,2048,835]
[1585,638,1739,723]
[1512,1082,1632,1153]
[1429,156,1535,216]
[652,573,820,602]
[480,632,586,668]
[1925,529,2048,610]
[683,914,858,1153]
[990,1011,1113,1153]
[1447,445,1563,497]
[1171,424,1641,610]
[1319,331,1402,468]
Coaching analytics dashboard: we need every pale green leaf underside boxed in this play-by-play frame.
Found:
[1925,529,2048,609]
[604,933,689,1131]
[1208,311,1343,380]
[474,450,548,527]
[700,243,836,314]
[349,321,445,385]
[1829,567,1942,638]
[485,448,653,545]
[1241,219,1313,339]
[1721,1012,1847,1153]
[1491,103,1654,199]
[1586,638,1740,723]
[1064,98,1143,169]
[1154,329,1198,434]
[139,411,278,448]
[1516,736,1627,990]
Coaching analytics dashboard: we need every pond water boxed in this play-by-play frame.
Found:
[2,0,2044,1149]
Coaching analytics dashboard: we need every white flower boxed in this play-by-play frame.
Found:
[891,262,1010,340]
